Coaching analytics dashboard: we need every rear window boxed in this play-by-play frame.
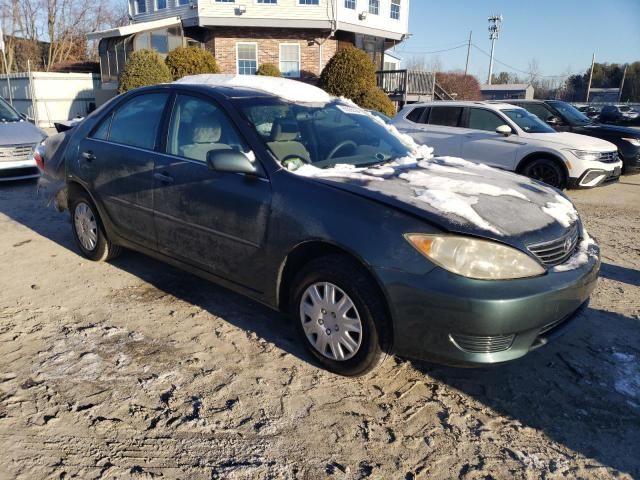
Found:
[428,107,463,127]
[406,107,426,123]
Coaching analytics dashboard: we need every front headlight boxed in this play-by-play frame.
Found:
[405,234,546,280]
[569,150,601,161]
[622,137,640,147]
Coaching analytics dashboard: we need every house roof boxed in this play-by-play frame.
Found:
[87,17,181,40]
[480,83,532,91]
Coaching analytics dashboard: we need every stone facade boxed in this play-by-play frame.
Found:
[203,27,341,79]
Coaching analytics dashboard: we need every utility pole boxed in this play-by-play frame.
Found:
[618,64,628,103]
[586,52,595,103]
[464,30,472,77]
[487,14,502,85]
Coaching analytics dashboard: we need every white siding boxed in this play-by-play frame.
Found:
[198,0,332,22]
[336,0,409,37]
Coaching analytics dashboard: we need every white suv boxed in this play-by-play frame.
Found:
[391,101,622,189]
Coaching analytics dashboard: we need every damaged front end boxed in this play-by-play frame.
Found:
[36,129,74,212]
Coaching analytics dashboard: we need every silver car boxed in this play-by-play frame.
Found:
[0,96,47,181]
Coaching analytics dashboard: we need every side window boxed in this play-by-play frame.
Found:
[109,93,169,149]
[467,108,507,132]
[523,104,554,121]
[428,107,463,127]
[167,95,251,163]
[406,107,426,123]
[91,113,113,140]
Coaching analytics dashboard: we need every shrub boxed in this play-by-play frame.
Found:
[319,47,377,100]
[165,46,220,81]
[435,72,482,100]
[356,87,396,117]
[118,49,172,93]
[256,63,282,77]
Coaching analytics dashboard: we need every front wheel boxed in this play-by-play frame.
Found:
[290,255,390,376]
[70,192,121,262]
[522,158,567,189]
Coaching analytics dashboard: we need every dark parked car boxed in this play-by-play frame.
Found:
[599,104,640,126]
[37,76,600,376]
[507,100,640,172]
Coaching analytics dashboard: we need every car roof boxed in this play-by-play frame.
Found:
[402,101,522,110]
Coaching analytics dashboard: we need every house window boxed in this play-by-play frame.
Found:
[390,0,400,19]
[156,0,166,9]
[298,0,319,4]
[280,44,300,78]
[133,0,146,14]
[215,0,235,2]
[368,0,379,14]
[177,0,190,5]
[237,43,258,75]
[257,0,277,3]
[344,0,356,8]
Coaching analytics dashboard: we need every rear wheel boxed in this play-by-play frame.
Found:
[290,255,390,376]
[70,192,121,262]
[522,158,567,189]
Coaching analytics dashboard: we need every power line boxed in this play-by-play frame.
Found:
[396,43,470,55]
[471,44,585,79]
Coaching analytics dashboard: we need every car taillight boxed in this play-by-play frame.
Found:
[33,143,45,171]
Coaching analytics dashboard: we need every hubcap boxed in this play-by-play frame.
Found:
[299,282,363,361]
[74,202,98,251]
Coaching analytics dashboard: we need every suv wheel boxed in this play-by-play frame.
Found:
[70,192,122,262]
[290,255,390,376]
[523,158,566,189]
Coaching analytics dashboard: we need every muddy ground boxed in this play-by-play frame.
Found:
[1,174,639,479]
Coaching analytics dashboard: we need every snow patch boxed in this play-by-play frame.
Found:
[551,232,597,272]
[175,74,332,104]
[293,163,384,182]
[542,195,579,227]
[611,351,640,400]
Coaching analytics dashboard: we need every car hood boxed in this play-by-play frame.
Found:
[293,157,580,250]
[577,122,640,138]
[0,121,47,146]
[523,131,617,151]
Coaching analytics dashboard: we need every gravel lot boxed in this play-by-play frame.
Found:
[1,174,639,479]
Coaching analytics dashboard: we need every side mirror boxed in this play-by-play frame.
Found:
[546,116,562,126]
[206,149,258,175]
[496,125,512,136]
[19,112,35,123]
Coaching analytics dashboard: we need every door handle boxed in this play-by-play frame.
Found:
[154,172,174,184]
[81,151,96,161]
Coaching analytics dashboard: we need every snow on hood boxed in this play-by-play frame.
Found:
[175,74,333,104]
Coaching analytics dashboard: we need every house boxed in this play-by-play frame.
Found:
[480,83,534,101]
[88,0,410,104]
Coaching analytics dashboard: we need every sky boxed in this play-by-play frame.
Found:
[394,0,640,83]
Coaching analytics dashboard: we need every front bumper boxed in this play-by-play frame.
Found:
[377,244,600,366]
[568,160,623,188]
[0,159,39,181]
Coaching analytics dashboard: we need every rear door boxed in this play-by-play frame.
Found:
[152,93,272,291]
[422,106,464,156]
[460,107,520,170]
[76,92,169,246]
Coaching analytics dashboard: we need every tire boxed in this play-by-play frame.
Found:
[290,254,390,376]
[522,158,567,190]
[69,191,122,262]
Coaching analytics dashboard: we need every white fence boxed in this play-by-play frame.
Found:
[0,72,100,128]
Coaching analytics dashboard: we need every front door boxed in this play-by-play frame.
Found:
[460,107,521,170]
[77,92,169,246]
[153,93,272,291]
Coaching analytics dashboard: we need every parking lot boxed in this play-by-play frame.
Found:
[0,175,639,479]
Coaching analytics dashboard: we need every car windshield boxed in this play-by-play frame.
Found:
[547,101,592,125]
[236,99,412,169]
[502,108,556,133]
[0,97,21,122]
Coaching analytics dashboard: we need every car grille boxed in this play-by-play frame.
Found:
[598,151,619,163]
[0,144,34,163]
[527,224,580,267]
[449,333,515,354]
